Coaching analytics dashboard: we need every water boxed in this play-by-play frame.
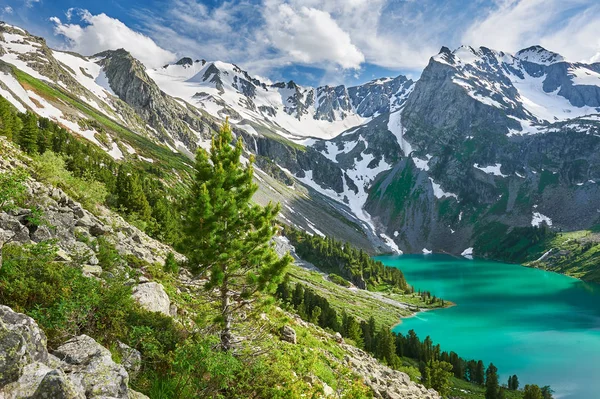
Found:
[375,254,600,399]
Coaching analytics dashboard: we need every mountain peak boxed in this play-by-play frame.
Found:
[515,45,564,65]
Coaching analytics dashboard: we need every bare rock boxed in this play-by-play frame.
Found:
[132,282,171,316]
[280,325,297,344]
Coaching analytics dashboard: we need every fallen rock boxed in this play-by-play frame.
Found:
[280,325,297,344]
[82,265,103,277]
[132,282,171,316]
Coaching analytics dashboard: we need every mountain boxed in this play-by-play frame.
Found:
[2,21,600,266]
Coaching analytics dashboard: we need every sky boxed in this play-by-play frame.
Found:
[2,0,600,87]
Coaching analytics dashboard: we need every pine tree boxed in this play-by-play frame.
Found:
[485,363,502,399]
[508,374,519,390]
[182,120,292,351]
[476,360,485,385]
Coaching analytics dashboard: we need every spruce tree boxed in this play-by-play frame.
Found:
[476,360,485,385]
[18,112,38,154]
[182,120,292,351]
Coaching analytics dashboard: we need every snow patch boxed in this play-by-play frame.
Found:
[531,212,552,227]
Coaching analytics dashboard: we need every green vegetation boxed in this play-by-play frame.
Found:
[284,225,408,291]
[181,120,292,350]
[0,95,183,246]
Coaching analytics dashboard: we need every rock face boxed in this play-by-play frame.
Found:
[97,49,214,150]
[132,282,171,316]
[0,306,147,399]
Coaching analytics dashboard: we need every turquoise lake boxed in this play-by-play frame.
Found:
[376,254,600,399]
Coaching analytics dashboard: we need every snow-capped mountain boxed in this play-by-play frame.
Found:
[148,58,414,141]
[429,45,600,134]
[1,20,600,256]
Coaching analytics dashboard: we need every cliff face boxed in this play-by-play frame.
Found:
[97,49,215,150]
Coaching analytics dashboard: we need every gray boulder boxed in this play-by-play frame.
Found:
[280,325,297,344]
[132,282,171,316]
[116,341,141,378]
[0,305,48,364]
[31,369,84,399]
[53,335,129,398]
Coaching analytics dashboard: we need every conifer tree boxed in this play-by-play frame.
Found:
[485,363,503,399]
[476,360,485,385]
[18,112,38,154]
[182,120,292,351]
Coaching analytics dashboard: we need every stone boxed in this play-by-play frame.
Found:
[31,369,84,399]
[31,225,53,242]
[53,335,129,398]
[280,325,297,344]
[0,306,48,364]
[334,332,344,343]
[0,320,27,385]
[138,276,150,283]
[71,205,86,218]
[82,265,103,277]
[116,341,141,378]
[54,248,72,262]
[132,283,171,316]
[75,214,94,228]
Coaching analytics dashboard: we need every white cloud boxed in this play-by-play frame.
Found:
[25,0,40,8]
[3,6,13,14]
[50,9,176,68]
[263,1,364,69]
[462,0,600,62]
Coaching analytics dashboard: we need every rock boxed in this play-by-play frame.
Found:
[138,276,150,283]
[116,341,141,378]
[0,306,48,364]
[55,248,72,262]
[31,225,53,242]
[132,282,171,316]
[31,369,84,399]
[90,223,110,237]
[82,265,103,277]
[334,332,343,343]
[322,382,335,397]
[75,214,94,228]
[280,325,297,344]
[128,388,150,399]
[88,254,100,266]
[0,319,28,385]
[53,335,129,398]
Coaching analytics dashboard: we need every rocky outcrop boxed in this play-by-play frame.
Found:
[341,343,440,399]
[131,282,171,316]
[0,306,148,399]
[97,49,214,150]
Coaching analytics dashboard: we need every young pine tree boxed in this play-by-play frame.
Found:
[182,120,292,351]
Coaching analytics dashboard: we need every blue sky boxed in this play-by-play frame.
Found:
[2,0,600,87]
